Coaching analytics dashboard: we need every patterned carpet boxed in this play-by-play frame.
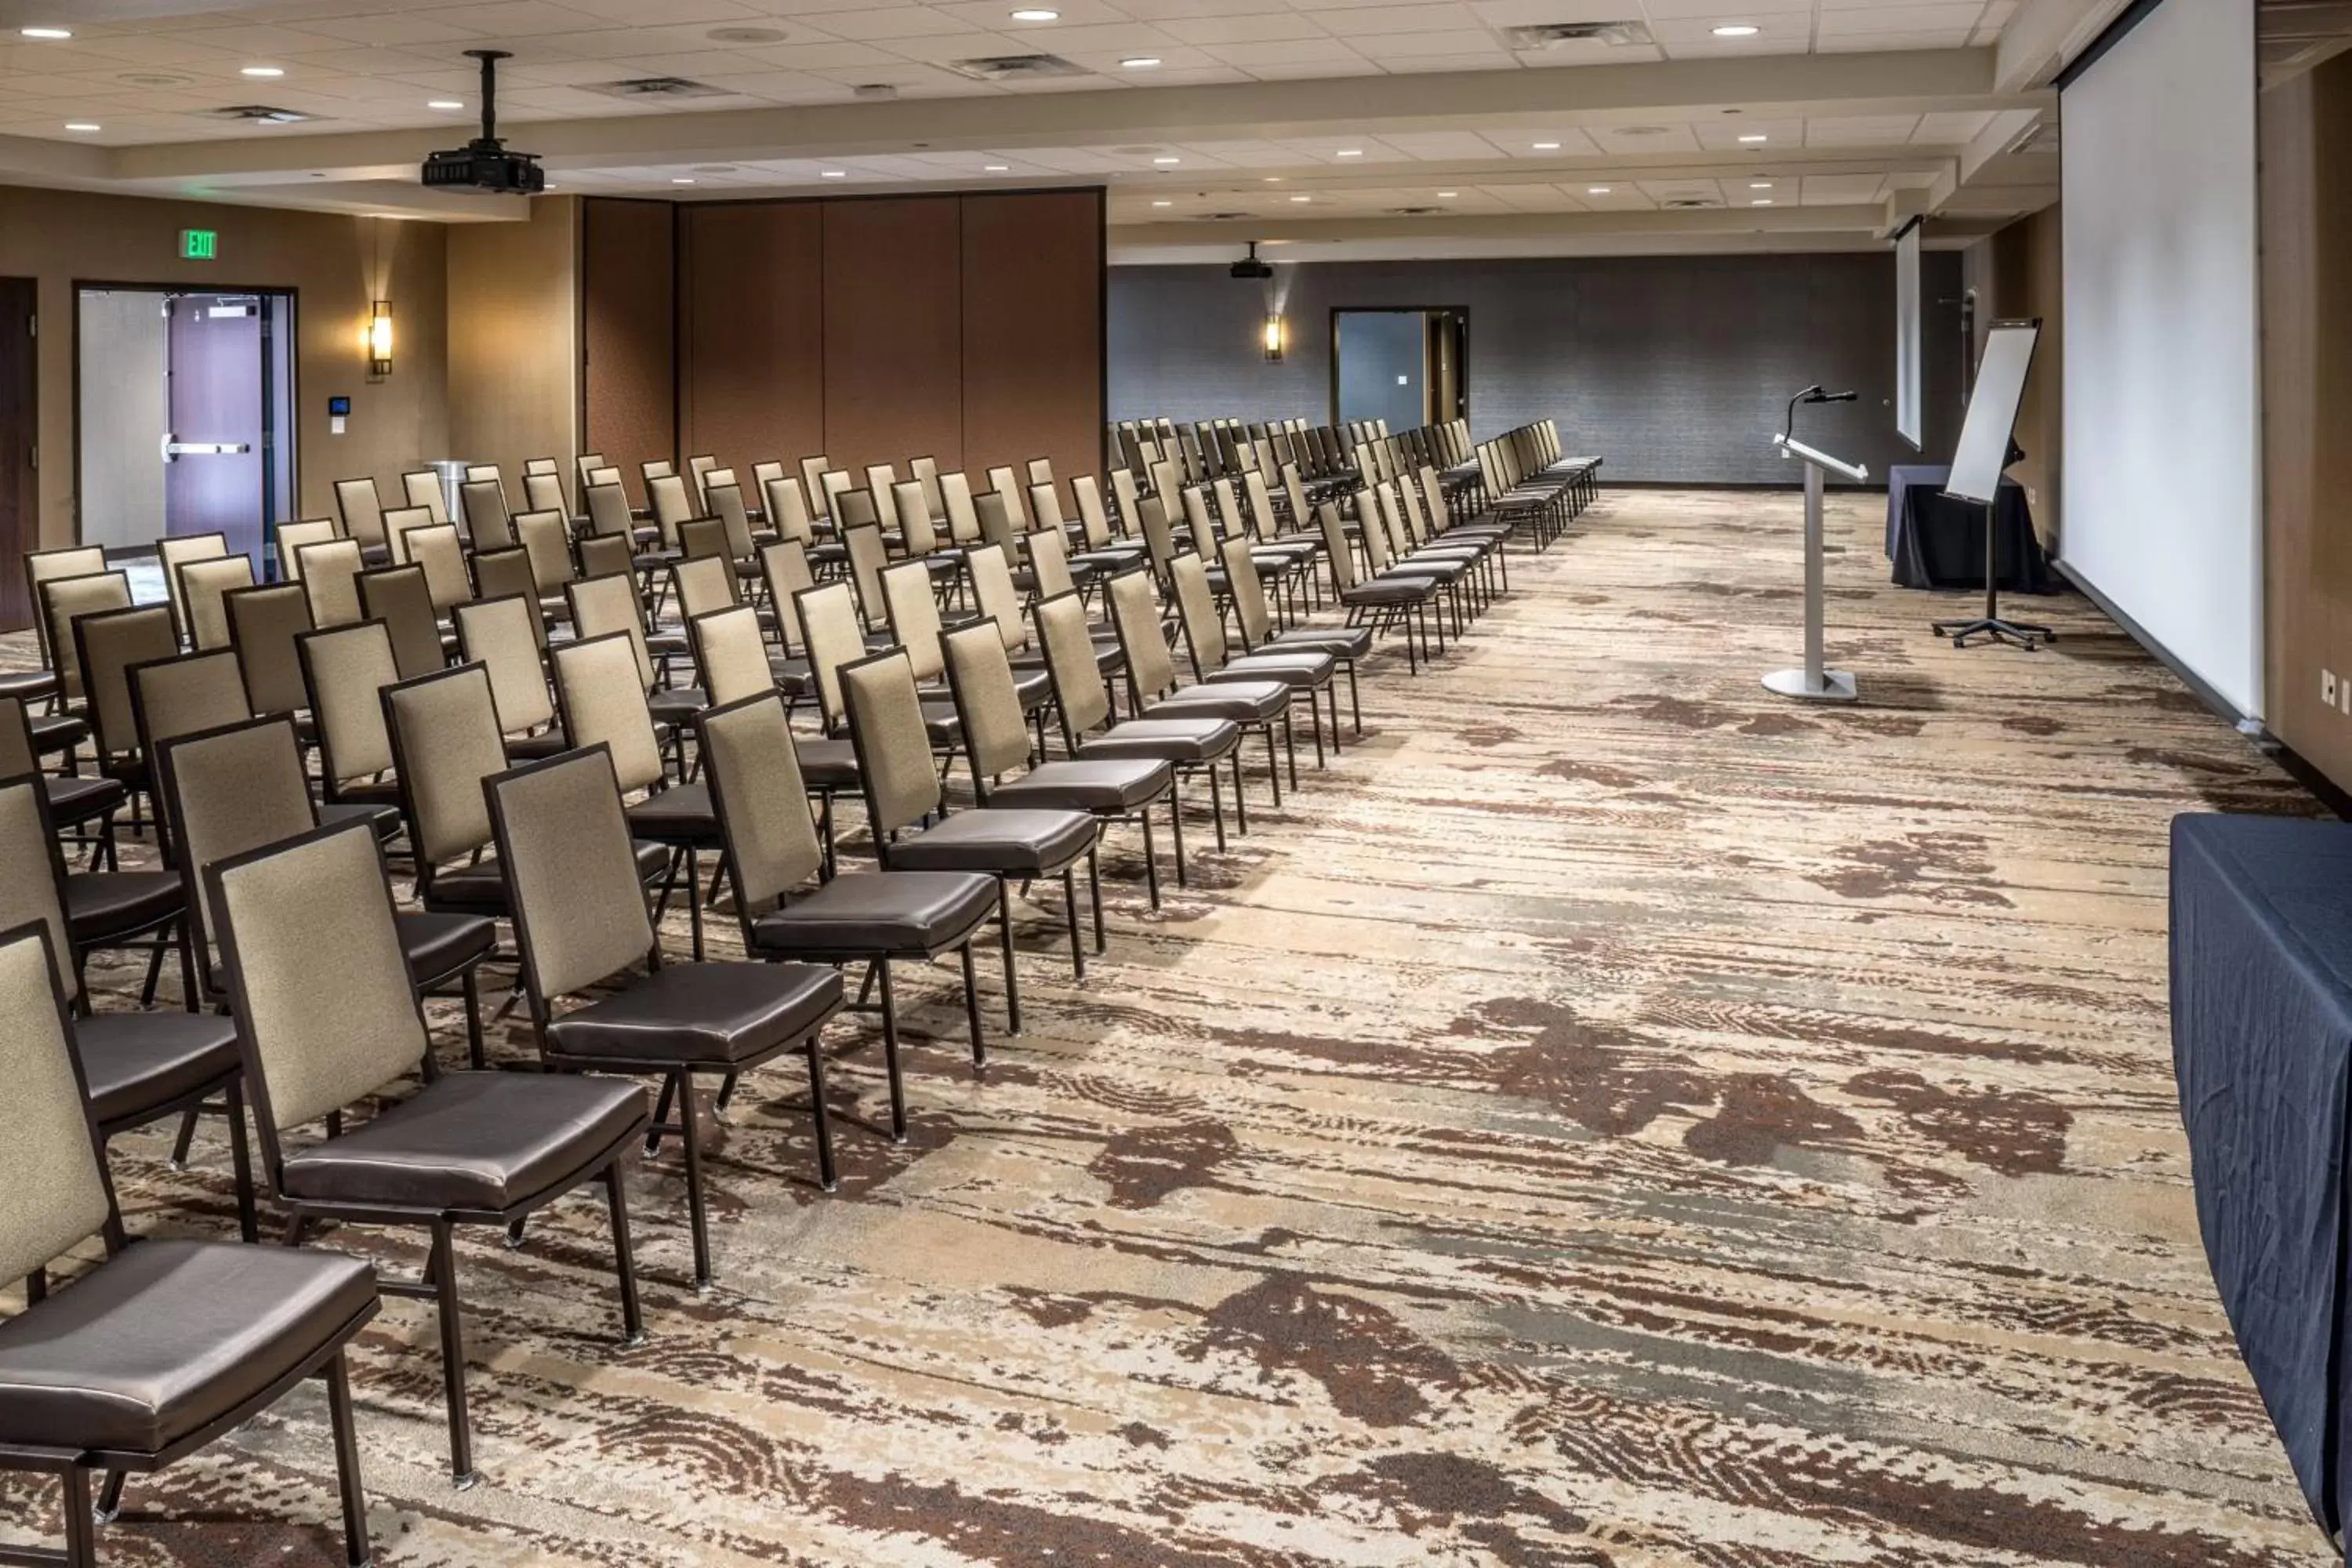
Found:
[2,488,2332,1566]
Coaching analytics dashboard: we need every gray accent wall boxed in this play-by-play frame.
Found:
[1109,252,1965,485]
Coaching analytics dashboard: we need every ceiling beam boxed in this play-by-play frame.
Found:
[1996,0,2140,90]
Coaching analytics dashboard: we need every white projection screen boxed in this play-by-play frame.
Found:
[1895,223,1922,448]
[2061,0,2263,717]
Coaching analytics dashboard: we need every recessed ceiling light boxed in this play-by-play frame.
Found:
[1336,147,1363,157]
[20,26,71,39]
[1010,7,1058,19]
[1531,140,1560,151]
[1290,194,1312,202]
[1120,56,1161,67]
[241,64,285,78]
[1711,23,1760,36]
[1738,133,1767,143]
[429,99,464,110]
[672,177,696,185]
[820,169,847,178]
[1750,180,1772,188]
[64,121,100,132]
[1587,185,1611,194]
[984,163,1010,171]
[1152,198,1171,206]
[1436,190,1457,198]
[1751,198,1773,205]
[1263,176,1281,183]
[1152,154,1180,165]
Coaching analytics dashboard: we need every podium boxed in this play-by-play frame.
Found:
[1763,434,1867,702]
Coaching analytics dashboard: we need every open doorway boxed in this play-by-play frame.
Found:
[77,286,296,568]
[1330,307,1468,430]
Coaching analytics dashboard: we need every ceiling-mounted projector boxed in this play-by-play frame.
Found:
[422,50,545,195]
[1229,241,1273,281]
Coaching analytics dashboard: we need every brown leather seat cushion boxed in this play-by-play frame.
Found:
[984,758,1171,815]
[647,686,705,726]
[318,800,402,840]
[425,841,671,913]
[1148,681,1289,724]
[751,870,996,957]
[0,1240,376,1455]
[626,783,719,842]
[64,870,183,943]
[0,669,58,703]
[72,1011,241,1127]
[887,808,1096,876]
[1342,579,1436,607]
[1076,717,1240,764]
[502,731,572,761]
[1269,626,1373,659]
[1212,652,1333,687]
[43,773,125,827]
[544,961,842,1067]
[278,1071,647,1210]
[396,909,497,984]
[796,737,860,792]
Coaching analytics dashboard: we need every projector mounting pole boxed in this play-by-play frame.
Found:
[466,49,509,145]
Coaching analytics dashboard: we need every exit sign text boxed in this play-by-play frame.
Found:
[180,229,217,260]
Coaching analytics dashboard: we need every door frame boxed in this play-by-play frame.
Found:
[1327,305,1470,429]
[0,276,35,633]
[70,278,301,555]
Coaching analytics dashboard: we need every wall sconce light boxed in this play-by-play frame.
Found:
[1262,312,1286,362]
[366,299,394,376]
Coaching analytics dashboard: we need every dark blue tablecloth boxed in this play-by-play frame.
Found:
[1884,463,2053,592]
[2171,812,2352,1531]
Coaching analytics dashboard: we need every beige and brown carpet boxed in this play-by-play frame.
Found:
[1,488,2332,1566]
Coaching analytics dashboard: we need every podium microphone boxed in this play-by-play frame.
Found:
[1803,388,1859,405]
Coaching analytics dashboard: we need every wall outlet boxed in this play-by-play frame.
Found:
[2342,675,2350,715]
[2325,670,2338,708]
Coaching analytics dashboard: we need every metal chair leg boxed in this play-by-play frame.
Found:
[94,1469,125,1524]
[427,1221,477,1488]
[996,880,1022,1034]
[604,1161,645,1346]
[960,942,986,1066]
[1062,866,1086,978]
[876,958,907,1142]
[675,1070,715,1292]
[225,1080,258,1243]
[803,1043,838,1192]
[325,1350,373,1567]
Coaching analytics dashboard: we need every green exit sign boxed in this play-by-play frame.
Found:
[180,229,218,260]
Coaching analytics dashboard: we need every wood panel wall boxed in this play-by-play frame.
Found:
[586,190,1103,495]
[582,198,675,490]
[1986,206,2063,548]
[2261,52,2352,786]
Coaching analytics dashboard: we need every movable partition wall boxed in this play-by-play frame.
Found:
[584,189,1106,494]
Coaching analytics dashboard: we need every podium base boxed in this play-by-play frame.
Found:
[1932,614,2053,651]
[1762,668,1857,702]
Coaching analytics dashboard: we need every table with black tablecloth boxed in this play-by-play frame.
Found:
[2171,812,2352,1534]
[1884,463,2055,592]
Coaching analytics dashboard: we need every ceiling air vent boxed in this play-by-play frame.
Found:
[944,53,1087,82]
[707,26,789,44]
[1501,20,1653,49]
[1388,205,1441,216]
[589,77,730,100]
[1193,211,1254,221]
[852,82,900,100]
[208,104,312,124]
[1661,197,1717,209]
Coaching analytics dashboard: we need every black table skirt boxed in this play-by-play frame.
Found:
[2172,812,2352,1533]
[1885,464,2056,593]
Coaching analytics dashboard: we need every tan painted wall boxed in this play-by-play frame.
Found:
[0,184,449,549]
[446,196,581,502]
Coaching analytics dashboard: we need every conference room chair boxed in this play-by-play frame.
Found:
[1219,535,1368,736]
[577,531,635,584]
[1102,567,1288,807]
[575,451,608,499]
[295,619,408,813]
[838,648,1097,1031]
[487,745,844,1283]
[566,571,703,735]
[38,568,132,714]
[360,564,453,682]
[297,538,365,629]
[755,539,821,699]
[122,651,249,826]
[672,549,738,628]
[940,619,1176,910]
[841,522,894,633]
[797,578,958,758]
[1167,552,1332,775]
[691,700,997,1114]
[1359,486,1470,637]
[448,597,563,759]
[401,469,448,526]
[204,813,644,1486]
[1032,589,1240,851]
[382,504,436,568]
[154,532,227,644]
[464,463,503,489]
[892,481,961,589]
[459,479,514,550]
[272,517,339,584]
[1070,476,1146,575]
[0,775,256,1238]
[863,465,899,526]
[584,480,642,549]
[883,558,1047,732]
[522,470,566,516]
[800,456,834,521]
[677,517,732,577]
[550,633,724,960]
[221,582,314,725]
[1314,501,1442,673]
[164,555,251,659]
[0,924,374,1568]
[986,466,1031,532]
[406,524,473,616]
[942,470,985,548]
[69,604,177,835]
[837,485,881,535]
[686,453,720,514]
[1025,457,1053,488]
[469,546,553,644]
[684,604,775,713]
[763,474,817,550]
[2,697,122,855]
[333,476,391,564]
[750,459,787,507]
[910,455,946,523]
[708,482,764,581]
[648,472,698,550]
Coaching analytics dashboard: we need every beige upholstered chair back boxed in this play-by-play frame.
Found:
[578,532,632,582]
[0,699,38,781]
[0,924,111,1287]
[699,691,820,910]
[1033,592,1109,736]
[408,524,471,613]
[514,510,572,596]
[1316,503,1361,591]
[452,596,555,738]
[226,583,316,717]
[1028,481,1065,533]
[894,481,938,557]
[401,469,448,523]
[385,663,509,866]
[1106,568,1178,699]
[1026,526,1076,600]
[911,455,945,521]
[334,477,387,547]
[274,518,338,585]
[881,561,946,681]
[0,779,73,1004]
[1110,469,1143,533]
[567,573,655,690]
[1417,467,1450,532]
[552,633,665,795]
[158,532,227,639]
[159,716,317,991]
[649,472,695,546]
[1166,553,1227,675]
[1073,475,1113,548]
[837,487,880,531]
[358,564,446,682]
[710,482,757,561]
[691,605,774,706]
[964,543,1027,654]
[523,471,565,514]
[299,538,365,628]
[673,552,736,620]
[130,650,249,757]
[941,619,1029,779]
[382,505,434,567]
[298,620,400,786]
[586,482,634,539]
[863,464,897,510]
[41,570,132,701]
[489,749,655,1000]
[1135,495,1178,577]
[212,819,427,1133]
[843,524,889,629]
[1221,535,1275,648]
[796,583,866,731]
[75,604,176,764]
[840,652,941,835]
[764,476,814,547]
[462,480,514,549]
[180,555,256,652]
[818,468,853,524]
[759,539,815,652]
[942,471,982,544]
[800,456,832,516]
